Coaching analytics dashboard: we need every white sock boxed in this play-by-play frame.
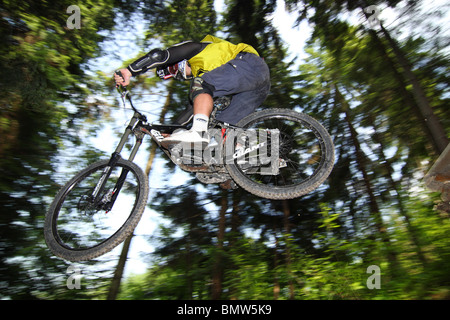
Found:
[191,114,209,132]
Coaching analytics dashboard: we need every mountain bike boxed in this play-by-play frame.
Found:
[44,76,335,261]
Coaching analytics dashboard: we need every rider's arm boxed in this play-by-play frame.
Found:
[127,41,208,76]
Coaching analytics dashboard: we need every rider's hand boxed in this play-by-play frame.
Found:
[114,68,132,87]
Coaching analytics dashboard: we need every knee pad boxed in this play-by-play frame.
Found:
[189,77,215,102]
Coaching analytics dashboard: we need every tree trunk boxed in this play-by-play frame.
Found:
[369,114,428,267]
[106,234,133,300]
[282,200,295,300]
[272,221,281,300]
[366,28,438,154]
[360,3,448,155]
[228,191,241,300]
[378,23,448,154]
[335,86,399,273]
[212,191,227,299]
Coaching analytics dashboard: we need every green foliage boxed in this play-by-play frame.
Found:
[0,0,153,299]
[143,0,217,43]
[222,237,274,299]
[1,0,449,301]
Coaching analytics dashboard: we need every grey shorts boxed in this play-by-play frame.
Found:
[201,52,271,125]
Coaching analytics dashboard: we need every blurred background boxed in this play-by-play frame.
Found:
[0,0,449,300]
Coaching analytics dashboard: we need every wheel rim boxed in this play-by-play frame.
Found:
[233,115,329,190]
[51,163,142,251]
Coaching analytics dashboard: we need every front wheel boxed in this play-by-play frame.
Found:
[44,158,148,261]
[226,108,335,200]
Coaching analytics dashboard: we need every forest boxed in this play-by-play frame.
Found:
[0,0,449,301]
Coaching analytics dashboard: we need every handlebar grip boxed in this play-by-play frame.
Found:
[115,70,126,88]
[115,69,124,78]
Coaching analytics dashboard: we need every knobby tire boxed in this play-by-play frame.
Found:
[44,158,148,262]
[226,108,335,199]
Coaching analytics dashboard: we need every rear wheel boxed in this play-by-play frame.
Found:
[44,158,148,261]
[225,108,334,199]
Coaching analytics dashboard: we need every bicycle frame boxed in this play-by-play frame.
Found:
[90,86,192,211]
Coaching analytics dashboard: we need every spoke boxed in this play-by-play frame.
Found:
[239,115,327,188]
[54,164,140,251]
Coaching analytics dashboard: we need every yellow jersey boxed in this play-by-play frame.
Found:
[188,35,259,77]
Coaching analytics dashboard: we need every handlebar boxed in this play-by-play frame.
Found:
[114,70,146,122]
[114,70,147,122]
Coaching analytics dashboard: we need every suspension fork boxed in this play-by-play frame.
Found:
[91,111,144,211]
[103,131,145,212]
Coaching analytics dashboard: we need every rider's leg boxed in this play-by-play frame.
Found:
[215,84,270,125]
[160,93,213,148]
[161,52,269,147]
[191,93,213,132]
[161,79,214,147]
[201,52,270,125]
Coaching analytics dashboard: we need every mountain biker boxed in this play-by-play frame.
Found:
[114,35,270,148]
